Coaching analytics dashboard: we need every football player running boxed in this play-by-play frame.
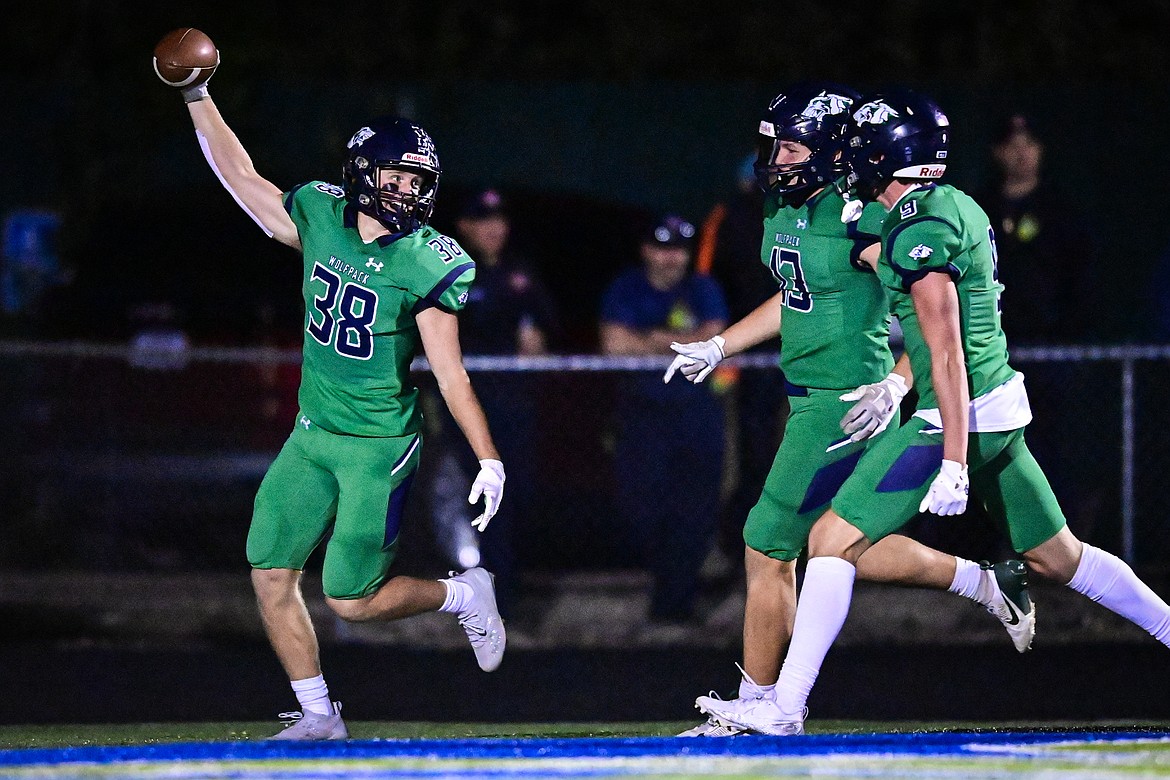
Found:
[698,89,1170,737]
[666,84,1036,737]
[162,59,507,739]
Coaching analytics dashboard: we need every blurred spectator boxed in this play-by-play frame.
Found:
[979,113,1105,546]
[695,153,784,578]
[978,113,1097,344]
[127,302,190,371]
[697,154,769,324]
[1,208,70,333]
[429,188,560,616]
[455,188,560,355]
[600,215,729,623]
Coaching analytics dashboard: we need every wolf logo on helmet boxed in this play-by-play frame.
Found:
[347,127,376,148]
[853,101,900,125]
[846,89,949,202]
[755,82,862,206]
[342,117,441,236]
[801,92,854,121]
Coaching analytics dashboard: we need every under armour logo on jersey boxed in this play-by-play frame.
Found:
[366,258,384,272]
[899,200,918,219]
[854,100,899,125]
[909,244,934,260]
[801,92,853,120]
[796,218,808,229]
[299,415,311,430]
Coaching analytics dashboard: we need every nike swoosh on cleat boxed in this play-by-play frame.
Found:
[463,624,488,636]
[1001,598,1020,626]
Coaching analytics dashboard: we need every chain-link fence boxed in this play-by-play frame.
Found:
[2,341,1167,578]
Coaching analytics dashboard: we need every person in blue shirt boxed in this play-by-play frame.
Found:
[600,215,729,622]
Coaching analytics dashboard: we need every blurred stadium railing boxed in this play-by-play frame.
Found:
[1,340,1167,574]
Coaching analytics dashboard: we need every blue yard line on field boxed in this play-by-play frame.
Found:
[2,731,1169,768]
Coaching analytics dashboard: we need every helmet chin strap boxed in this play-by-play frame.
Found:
[781,184,817,208]
[354,194,415,237]
[374,205,416,236]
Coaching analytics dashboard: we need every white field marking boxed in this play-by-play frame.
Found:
[16,748,1170,779]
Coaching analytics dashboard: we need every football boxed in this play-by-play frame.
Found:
[152,28,219,88]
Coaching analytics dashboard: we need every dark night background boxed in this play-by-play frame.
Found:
[3,1,1170,727]
[2,0,1169,346]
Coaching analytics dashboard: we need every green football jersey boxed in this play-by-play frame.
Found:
[283,181,475,437]
[875,184,1016,410]
[761,186,893,390]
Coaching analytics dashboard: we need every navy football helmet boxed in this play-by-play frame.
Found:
[754,82,861,205]
[847,89,949,201]
[342,117,441,234]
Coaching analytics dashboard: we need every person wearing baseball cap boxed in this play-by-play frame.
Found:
[431,188,560,618]
[600,212,729,626]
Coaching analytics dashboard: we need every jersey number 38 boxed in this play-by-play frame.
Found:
[306,263,379,360]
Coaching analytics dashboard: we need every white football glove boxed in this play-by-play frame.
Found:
[919,459,969,516]
[182,81,211,103]
[840,196,866,224]
[839,372,910,442]
[468,459,506,532]
[663,335,726,384]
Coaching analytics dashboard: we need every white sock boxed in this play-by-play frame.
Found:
[948,557,995,606]
[737,666,775,700]
[1066,544,1170,647]
[438,577,474,615]
[290,674,333,716]
[774,557,857,716]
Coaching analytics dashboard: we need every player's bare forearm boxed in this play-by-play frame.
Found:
[929,346,968,463]
[720,292,783,357]
[418,308,501,461]
[912,273,969,464]
[858,242,881,271]
[186,99,300,247]
[892,350,914,389]
[441,378,501,461]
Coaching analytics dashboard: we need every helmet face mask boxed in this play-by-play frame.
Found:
[343,118,441,234]
[846,91,950,203]
[754,83,860,206]
[755,136,817,193]
[369,163,438,232]
[846,138,890,202]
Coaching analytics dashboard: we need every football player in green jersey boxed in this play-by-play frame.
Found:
[665,84,1035,737]
[700,89,1170,737]
[162,55,507,740]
